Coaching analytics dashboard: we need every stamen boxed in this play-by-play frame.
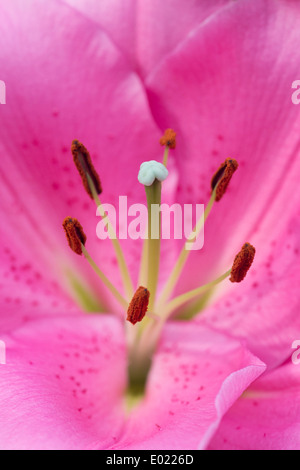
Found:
[126,286,150,325]
[71,140,134,299]
[159,129,176,149]
[159,242,256,322]
[211,158,238,201]
[156,158,238,310]
[230,242,256,283]
[159,129,176,167]
[71,139,102,199]
[62,217,86,255]
[140,263,232,371]
[62,217,128,309]
[156,159,238,312]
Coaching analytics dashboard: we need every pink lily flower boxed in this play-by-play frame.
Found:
[0,0,299,450]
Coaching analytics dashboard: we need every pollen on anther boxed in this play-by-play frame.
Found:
[230,243,256,283]
[126,286,150,325]
[159,129,176,149]
[62,217,87,255]
[71,140,102,199]
[211,158,238,201]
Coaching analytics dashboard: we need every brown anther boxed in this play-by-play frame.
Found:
[126,286,150,325]
[159,129,176,149]
[230,243,256,283]
[71,140,102,199]
[211,158,238,201]
[62,217,87,255]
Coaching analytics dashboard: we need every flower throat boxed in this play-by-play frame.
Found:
[62,130,255,401]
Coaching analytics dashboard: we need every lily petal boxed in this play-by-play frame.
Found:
[113,322,265,450]
[62,0,232,77]
[201,215,300,369]
[0,248,82,333]
[145,0,300,367]
[0,317,265,450]
[208,361,300,450]
[0,315,127,450]
[0,0,169,307]
[146,0,300,291]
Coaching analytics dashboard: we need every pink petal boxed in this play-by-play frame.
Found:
[113,322,265,450]
[209,361,300,450]
[0,0,169,306]
[201,218,300,368]
[0,317,264,450]
[0,248,81,333]
[146,0,300,291]
[0,315,127,450]
[63,0,231,77]
[145,0,300,367]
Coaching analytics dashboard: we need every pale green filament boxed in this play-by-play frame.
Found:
[156,187,217,310]
[86,173,134,300]
[138,233,148,287]
[65,268,105,312]
[145,179,162,311]
[163,146,170,167]
[81,244,128,310]
[136,269,232,366]
[161,268,231,321]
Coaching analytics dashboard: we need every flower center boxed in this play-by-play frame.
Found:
[62,130,255,406]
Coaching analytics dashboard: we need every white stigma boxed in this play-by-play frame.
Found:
[138,160,169,186]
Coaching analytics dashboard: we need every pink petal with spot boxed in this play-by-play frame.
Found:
[0,315,127,450]
[209,361,300,450]
[0,317,264,450]
[0,0,178,312]
[113,322,265,450]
